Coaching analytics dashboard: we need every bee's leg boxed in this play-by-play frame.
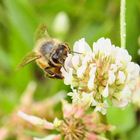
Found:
[44,67,63,79]
[53,73,64,79]
[62,65,67,72]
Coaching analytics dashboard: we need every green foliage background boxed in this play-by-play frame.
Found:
[0,0,140,139]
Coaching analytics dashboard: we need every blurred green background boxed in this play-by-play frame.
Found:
[0,0,140,139]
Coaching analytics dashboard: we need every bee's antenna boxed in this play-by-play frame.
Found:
[57,59,67,72]
[70,51,82,54]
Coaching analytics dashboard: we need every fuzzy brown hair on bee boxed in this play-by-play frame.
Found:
[18,24,70,79]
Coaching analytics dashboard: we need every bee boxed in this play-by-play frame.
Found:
[18,24,70,79]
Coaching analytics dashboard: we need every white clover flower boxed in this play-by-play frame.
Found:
[61,37,140,114]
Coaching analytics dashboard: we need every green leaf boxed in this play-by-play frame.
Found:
[129,126,140,140]
[107,105,136,133]
[4,0,38,47]
[126,0,140,61]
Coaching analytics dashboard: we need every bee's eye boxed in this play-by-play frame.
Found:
[52,53,59,63]
[51,46,64,63]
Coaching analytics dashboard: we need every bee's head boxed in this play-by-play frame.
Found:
[51,43,70,66]
[36,39,70,67]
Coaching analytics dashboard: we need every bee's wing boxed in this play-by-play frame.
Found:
[17,52,41,69]
[35,24,50,41]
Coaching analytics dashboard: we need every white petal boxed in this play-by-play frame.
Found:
[53,118,62,128]
[61,67,71,85]
[73,38,92,54]
[102,85,109,97]
[77,64,87,78]
[88,66,96,90]
[93,38,114,56]
[64,54,73,71]
[127,62,140,79]
[81,92,93,108]
[118,71,126,84]
[72,55,80,69]
[68,91,79,103]
[63,68,73,85]
[112,87,130,108]
[108,71,116,84]
[82,53,93,65]
[92,98,98,106]
[112,98,128,108]
[67,91,76,97]
[18,111,54,129]
[110,64,118,72]
[94,101,108,115]
[115,47,132,63]
[18,111,44,125]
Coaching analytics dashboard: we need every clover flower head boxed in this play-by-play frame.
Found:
[61,38,140,114]
[60,101,107,140]
[18,101,111,140]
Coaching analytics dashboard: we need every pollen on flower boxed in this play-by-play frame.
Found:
[61,117,86,140]
[61,38,140,114]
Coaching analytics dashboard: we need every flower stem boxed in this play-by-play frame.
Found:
[102,114,113,140]
[120,0,126,49]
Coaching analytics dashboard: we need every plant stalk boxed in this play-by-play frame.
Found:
[120,0,126,48]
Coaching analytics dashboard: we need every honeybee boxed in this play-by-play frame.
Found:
[18,25,70,79]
